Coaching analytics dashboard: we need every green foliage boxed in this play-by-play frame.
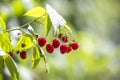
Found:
[0,17,12,52]
[0,56,4,73]
[4,55,19,80]
[0,4,73,80]
[0,34,13,52]
[0,17,6,30]
[57,24,72,36]
[14,34,34,51]
[45,14,52,36]
[24,7,46,18]
[0,0,120,80]
[32,45,41,68]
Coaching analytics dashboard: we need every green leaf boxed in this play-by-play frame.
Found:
[0,34,12,52]
[46,4,66,34]
[45,14,52,36]
[14,34,34,51]
[58,24,72,36]
[32,45,41,68]
[0,17,12,52]
[0,17,6,30]
[24,7,46,18]
[0,17,11,42]
[4,55,19,80]
[0,56,4,73]
[1,32,11,43]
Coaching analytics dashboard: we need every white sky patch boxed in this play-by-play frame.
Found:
[0,48,6,56]
[46,4,66,32]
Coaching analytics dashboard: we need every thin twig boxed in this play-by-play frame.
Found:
[3,28,20,32]
[3,13,46,33]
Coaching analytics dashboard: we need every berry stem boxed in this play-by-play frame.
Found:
[3,13,46,33]
[39,48,49,74]
[42,55,49,74]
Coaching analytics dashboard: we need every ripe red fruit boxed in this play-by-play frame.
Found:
[60,44,68,54]
[38,37,47,47]
[52,38,61,48]
[46,44,54,53]
[66,46,72,53]
[20,51,27,59]
[71,42,79,50]
[8,52,13,57]
[62,36,69,42]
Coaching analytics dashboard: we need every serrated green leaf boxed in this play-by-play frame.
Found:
[24,7,46,18]
[0,56,4,73]
[14,34,34,51]
[32,45,41,68]
[45,14,52,37]
[4,55,19,80]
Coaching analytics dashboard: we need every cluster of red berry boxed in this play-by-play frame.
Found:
[8,51,27,59]
[8,35,79,59]
[37,35,79,54]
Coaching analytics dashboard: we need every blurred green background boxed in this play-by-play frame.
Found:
[0,0,120,80]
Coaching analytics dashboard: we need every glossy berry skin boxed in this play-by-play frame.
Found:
[8,52,13,57]
[52,38,61,48]
[60,44,68,54]
[38,37,47,47]
[66,46,72,53]
[20,51,27,59]
[46,44,54,53]
[62,36,69,42]
[71,42,79,50]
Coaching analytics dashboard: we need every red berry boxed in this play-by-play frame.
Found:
[20,51,27,59]
[71,42,79,50]
[8,52,13,57]
[38,37,47,47]
[60,44,68,54]
[52,38,61,48]
[62,36,69,42]
[46,44,54,53]
[66,46,72,53]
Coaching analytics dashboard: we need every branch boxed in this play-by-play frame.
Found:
[3,13,46,33]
